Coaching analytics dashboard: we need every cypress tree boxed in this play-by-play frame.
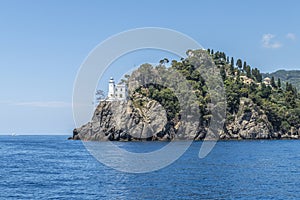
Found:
[271,76,276,88]
[243,61,247,71]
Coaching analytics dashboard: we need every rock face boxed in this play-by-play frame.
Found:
[224,98,300,140]
[71,96,300,141]
[73,94,173,141]
[225,98,274,139]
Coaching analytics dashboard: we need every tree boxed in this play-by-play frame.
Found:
[280,121,291,133]
[278,78,281,88]
[285,91,296,108]
[256,73,262,82]
[124,74,130,79]
[159,58,169,65]
[230,57,234,70]
[225,79,240,114]
[245,65,251,78]
[236,59,242,70]
[271,76,276,88]
[220,66,226,80]
[240,87,249,98]
[95,90,105,102]
[243,61,247,71]
[260,83,272,98]
[252,68,262,82]
[286,82,293,92]
[220,52,226,60]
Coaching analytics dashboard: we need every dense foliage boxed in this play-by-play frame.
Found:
[126,49,300,133]
[263,70,300,91]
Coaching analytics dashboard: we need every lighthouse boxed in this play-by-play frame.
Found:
[106,77,128,101]
[108,77,115,99]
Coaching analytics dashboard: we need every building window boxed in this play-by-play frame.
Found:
[120,94,123,98]
[120,88,122,91]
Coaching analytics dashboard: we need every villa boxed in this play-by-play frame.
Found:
[240,75,255,85]
[263,77,271,86]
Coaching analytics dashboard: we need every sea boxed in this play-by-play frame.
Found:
[1,135,300,199]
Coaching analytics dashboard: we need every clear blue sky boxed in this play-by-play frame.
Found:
[0,0,299,134]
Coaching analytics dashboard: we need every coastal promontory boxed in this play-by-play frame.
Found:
[71,49,300,141]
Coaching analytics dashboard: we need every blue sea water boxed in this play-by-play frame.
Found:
[1,136,300,199]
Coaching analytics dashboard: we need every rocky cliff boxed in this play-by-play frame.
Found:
[223,97,300,140]
[71,96,300,141]
[72,93,176,141]
[224,98,275,139]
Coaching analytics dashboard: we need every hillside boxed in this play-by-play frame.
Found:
[71,49,300,141]
[263,70,300,91]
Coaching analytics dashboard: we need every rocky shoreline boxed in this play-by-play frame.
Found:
[69,98,300,141]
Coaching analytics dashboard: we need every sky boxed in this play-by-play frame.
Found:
[0,0,299,135]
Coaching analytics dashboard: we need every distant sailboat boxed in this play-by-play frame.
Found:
[11,132,17,136]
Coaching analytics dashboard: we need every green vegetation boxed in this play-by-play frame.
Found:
[125,49,300,134]
[135,84,180,120]
[263,70,300,91]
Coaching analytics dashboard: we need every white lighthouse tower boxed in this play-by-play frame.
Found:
[108,77,115,99]
[106,77,128,101]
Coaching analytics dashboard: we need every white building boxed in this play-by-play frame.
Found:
[107,77,128,101]
[263,77,271,86]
